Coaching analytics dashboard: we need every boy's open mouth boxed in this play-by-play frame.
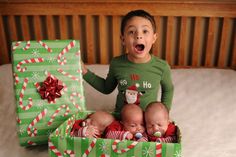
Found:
[135,44,145,51]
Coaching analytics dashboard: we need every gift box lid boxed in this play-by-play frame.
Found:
[11,40,86,146]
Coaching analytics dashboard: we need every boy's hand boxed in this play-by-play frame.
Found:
[81,60,88,75]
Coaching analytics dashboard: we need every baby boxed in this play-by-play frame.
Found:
[145,101,177,143]
[70,110,115,138]
[105,103,147,141]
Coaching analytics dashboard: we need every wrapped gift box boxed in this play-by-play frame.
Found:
[49,111,181,157]
[11,40,86,146]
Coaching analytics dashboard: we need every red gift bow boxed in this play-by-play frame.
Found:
[38,76,64,103]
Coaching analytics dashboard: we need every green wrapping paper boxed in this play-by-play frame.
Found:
[49,111,181,157]
[11,40,86,146]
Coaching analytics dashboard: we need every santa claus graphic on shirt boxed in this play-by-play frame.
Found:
[125,84,142,105]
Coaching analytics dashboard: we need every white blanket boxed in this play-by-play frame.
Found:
[0,64,236,157]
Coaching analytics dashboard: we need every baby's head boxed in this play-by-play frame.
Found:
[121,103,145,135]
[145,102,170,137]
[85,111,115,135]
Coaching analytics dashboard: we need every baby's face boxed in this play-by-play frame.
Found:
[122,114,145,135]
[145,110,169,137]
[84,114,107,135]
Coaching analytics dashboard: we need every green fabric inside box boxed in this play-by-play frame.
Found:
[12,40,86,146]
[49,111,181,157]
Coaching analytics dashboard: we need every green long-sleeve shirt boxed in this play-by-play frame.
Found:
[83,54,174,115]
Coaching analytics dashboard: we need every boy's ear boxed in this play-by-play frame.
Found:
[120,35,125,45]
[152,33,157,44]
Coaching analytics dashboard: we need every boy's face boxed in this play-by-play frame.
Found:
[145,110,169,137]
[121,16,157,63]
[122,110,145,135]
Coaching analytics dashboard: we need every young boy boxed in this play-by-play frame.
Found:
[105,103,147,141]
[145,101,177,143]
[70,111,115,138]
[82,10,174,117]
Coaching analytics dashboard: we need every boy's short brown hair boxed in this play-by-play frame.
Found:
[121,9,157,35]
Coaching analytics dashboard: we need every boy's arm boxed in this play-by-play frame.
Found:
[160,63,174,110]
[82,60,117,94]
[83,70,117,94]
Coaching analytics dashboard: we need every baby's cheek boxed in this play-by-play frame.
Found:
[146,128,153,135]
[130,128,137,134]
[140,126,145,133]
[160,127,167,134]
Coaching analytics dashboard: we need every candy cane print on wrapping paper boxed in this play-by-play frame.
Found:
[12,41,22,51]
[75,50,81,57]
[57,68,82,82]
[27,108,47,137]
[64,150,75,157]
[19,78,33,110]
[100,154,110,157]
[156,143,162,157]
[112,140,138,154]
[23,41,31,51]
[16,116,21,124]
[37,40,53,52]
[77,68,82,73]
[82,138,97,157]
[34,82,40,91]
[76,50,82,73]
[13,73,19,85]
[65,120,72,134]
[48,139,63,157]
[65,118,75,135]
[47,105,70,126]
[27,141,37,146]
[70,92,84,110]
[55,128,60,136]
[16,58,44,72]
[12,41,30,51]
[57,40,76,65]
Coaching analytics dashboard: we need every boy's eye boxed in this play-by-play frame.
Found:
[143,30,148,34]
[128,30,135,35]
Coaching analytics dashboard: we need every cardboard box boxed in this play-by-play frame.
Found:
[49,111,181,157]
[11,40,86,146]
